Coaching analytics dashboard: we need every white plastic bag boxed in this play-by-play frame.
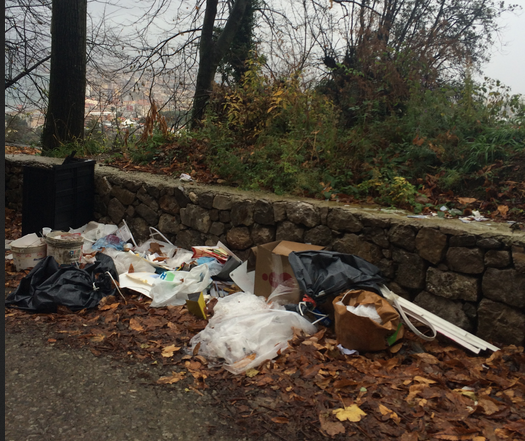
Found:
[70,221,119,252]
[190,292,317,374]
[164,248,194,269]
[135,239,178,258]
[347,304,383,324]
[103,249,156,275]
[335,300,383,324]
[149,264,211,307]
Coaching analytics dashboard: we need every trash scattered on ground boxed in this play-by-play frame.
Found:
[5,212,502,384]
[186,291,207,319]
[5,254,118,313]
[253,240,325,304]
[190,292,317,374]
[179,173,193,182]
[380,285,499,353]
[10,233,47,270]
[336,344,358,356]
[45,231,84,265]
[459,210,490,223]
[5,204,524,439]
[334,290,404,352]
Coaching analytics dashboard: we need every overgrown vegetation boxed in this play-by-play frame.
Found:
[19,54,524,219]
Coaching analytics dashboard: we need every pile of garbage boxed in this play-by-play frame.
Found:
[5,221,499,374]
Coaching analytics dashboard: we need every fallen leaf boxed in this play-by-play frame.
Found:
[90,334,105,343]
[497,205,509,218]
[333,404,366,422]
[129,318,144,332]
[245,368,259,377]
[414,376,437,385]
[162,344,182,357]
[99,303,119,311]
[406,384,425,403]
[457,197,477,205]
[271,417,289,424]
[413,353,440,365]
[378,404,401,424]
[319,413,345,436]
[149,242,164,255]
[454,388,477,401]
[478,398,500,415]
[192,341,201,356]
[433,434,477,440]
[157,371,186,384]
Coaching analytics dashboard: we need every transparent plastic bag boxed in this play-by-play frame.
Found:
[190,292,317,374]
[135,239,177,259]
[164,248,194,269]
[149,263,211,307]
[102,249,156,275]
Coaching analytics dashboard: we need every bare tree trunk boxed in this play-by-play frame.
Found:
[42,0,87,151]
[190,0,250,128]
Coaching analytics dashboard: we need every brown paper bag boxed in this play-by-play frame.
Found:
[333,289,404,352]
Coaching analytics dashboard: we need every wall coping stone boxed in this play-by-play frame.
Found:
[7,154,524,246]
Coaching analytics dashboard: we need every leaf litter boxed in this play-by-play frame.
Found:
[4,210,525,440]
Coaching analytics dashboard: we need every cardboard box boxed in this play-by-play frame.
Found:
[253,241,324,304]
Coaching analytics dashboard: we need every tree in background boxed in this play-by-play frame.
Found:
[190,0,252,127]
[41,0,88,151]
[216,0,259,86]
[5,0,52,92]
[316,0,519,126]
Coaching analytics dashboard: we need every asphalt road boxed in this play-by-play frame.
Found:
[5,323,276,441]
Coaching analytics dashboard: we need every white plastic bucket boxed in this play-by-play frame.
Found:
[45,231,84,265]
[11,234,47,271]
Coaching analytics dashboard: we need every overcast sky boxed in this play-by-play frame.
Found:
[90,0,525,96]
[478,7,525,96]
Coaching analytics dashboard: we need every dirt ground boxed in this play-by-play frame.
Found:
[4,208,525,441]
[5,308,285,441]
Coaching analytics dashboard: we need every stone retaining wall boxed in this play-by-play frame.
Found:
[6,155,525,347]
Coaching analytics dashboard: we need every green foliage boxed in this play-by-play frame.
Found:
[201,55,340,195]
[42,137,105,158]
[5,114,42,145]
[357,175,418,208]
[216,0,259,85]
[194,52,524,210]
[127,128,168,164]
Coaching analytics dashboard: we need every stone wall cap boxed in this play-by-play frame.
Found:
[6,154,522,243]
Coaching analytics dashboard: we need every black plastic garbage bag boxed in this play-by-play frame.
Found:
[288,250,386,303]
[5,254,119,313]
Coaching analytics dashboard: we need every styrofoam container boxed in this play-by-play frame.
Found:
[11,233,47,271]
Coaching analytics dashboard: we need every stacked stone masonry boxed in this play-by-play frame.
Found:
[5,156,525,347]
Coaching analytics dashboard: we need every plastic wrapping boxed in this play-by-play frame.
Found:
[76,221,118,252]
[102,249,156,275]
[149,264,212,307]
[190,292,317,374]
[164,248,194,269]
[5,254,118,313]
[90,234,126,252]
[135,239,177,259]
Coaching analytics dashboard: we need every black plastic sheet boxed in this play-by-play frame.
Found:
[288,250,386,303]
[5,254,118,313]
